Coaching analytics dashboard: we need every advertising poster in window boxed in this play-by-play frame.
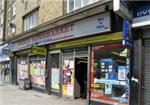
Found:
[90,42,129,105]
[118,66,127,80]
[51,68,60,90]
[62,59,74,97]
[17,60,29,83]
[30,60,45,87]
[105,84,112,95]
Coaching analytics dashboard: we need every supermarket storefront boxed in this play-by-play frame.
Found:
[10,10,131,105]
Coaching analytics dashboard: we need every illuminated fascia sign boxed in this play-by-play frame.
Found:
[11,12,111,51]
[113,0,131,21]
[132,3,150,28]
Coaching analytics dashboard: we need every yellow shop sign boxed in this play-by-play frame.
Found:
[49,32,122,49]
[32,47,47,55]
[91,83,105,89]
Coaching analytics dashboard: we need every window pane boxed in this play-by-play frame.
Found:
[83,0,90,6]
[0,28,2,39]
[32,15,34,28]
[1,0,4,10]
[35,12,38,26]
[23,10,38,31]
[11,19,16,33]
[27,17,30,30]
[24,19,26,31]
[68,0,74,12]
[74,0,81,10]
[12,3,16,16]
[51,54,59,68]
[89,0,98,4]
[90,43,129,105]
[30,16,32,28]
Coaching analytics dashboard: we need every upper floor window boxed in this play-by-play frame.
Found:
[12,3,16,16]
[1,0,4,10]
[23,10,38,31]
[8,8,11,20]
[0,28,3,39]
[0,14,3,25]
[7,0,11,6]
[7,22,11,36]
[67,0,98,13]
[11,19,16,33]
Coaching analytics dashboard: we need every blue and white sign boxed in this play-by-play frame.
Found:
[118,66,127,80]
[132,3,150,28]
[105,84,112,95]
[122,19,132,48]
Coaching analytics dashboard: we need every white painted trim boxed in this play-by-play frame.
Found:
[113,0,120,12]
[67,0,70,13]
[132,20,150,28]
[50,50,61,54]
[113,0,131,21]
[0,57,10,62]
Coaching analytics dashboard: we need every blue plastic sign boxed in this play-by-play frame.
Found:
[132,2,150,27]
[133,3,150,18]
[122,19,132,48]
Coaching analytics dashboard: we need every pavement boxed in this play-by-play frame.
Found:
[0,80,87,105]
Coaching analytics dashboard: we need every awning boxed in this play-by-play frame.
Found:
[0,57,10,62]
[0,43,10,62]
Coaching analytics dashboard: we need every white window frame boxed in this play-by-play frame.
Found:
[0,2,2,11]
[0,15,1,25]
[7,23,10,36]
[67,0,98,13]
[8,8,11,20]
[1,0,4,10]
[23,10,38,31]
[0,28,3,39]
[12,3,16,16]
[11,19,16,33]
[0,13,3,25]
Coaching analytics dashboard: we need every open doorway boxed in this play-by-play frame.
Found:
[75,57,88,99]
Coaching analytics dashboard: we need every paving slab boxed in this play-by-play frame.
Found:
[0,80,86,105]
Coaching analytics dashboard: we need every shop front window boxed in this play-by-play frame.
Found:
[62,58,74,97]
[30,60,46,87]
[17,60,29,83]
[51,53,60,93]
[90,42,129,105]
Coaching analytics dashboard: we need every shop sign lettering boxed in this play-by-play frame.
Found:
[132,3,150,27]
[133,3,150,18]
[31,23,74,42]
[11,12,111,51]
[136,9,150,17]
[32,46,47,55]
